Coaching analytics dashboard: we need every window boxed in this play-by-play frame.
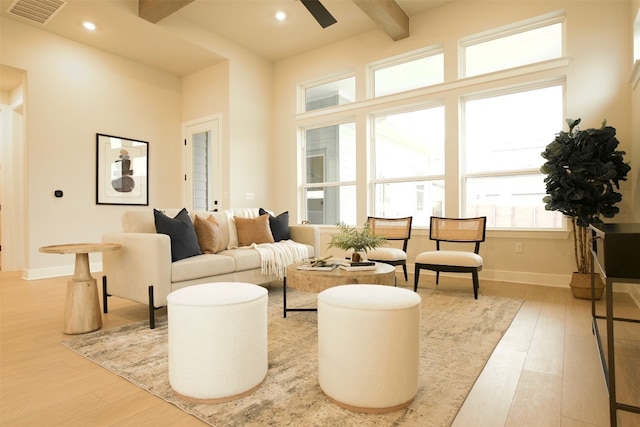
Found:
[462,21,563,77]
[372,51,444,97]
[304,76,355,112]
[297,13,567,230]
[192,131,210,211]
[302,122,356,225]
[462,84,564,228]
[372,106,445,226]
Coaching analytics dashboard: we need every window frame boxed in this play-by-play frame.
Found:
[459,11,566,79]
[369,103,446,224]
[460,80,566,230]
[368,46,444,99]
[300,120,358,225]
[298,71,357,114]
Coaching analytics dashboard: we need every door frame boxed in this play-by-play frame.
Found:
[0,88,27,271]
[182,115,222,211]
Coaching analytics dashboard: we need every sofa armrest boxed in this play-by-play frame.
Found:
[289,224,320,258]
[102,232,173,307]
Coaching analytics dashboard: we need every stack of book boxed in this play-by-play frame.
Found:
[297,261,339,271]
[340,260,377,271]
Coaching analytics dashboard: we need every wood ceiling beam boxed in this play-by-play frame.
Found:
[352,0,409,41]
[138,0,195,24]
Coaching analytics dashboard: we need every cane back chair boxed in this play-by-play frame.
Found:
[414,216,486,298]
[366,216,413,281]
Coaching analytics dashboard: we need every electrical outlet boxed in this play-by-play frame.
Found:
[245,192,255,200]
[515,242,523,253]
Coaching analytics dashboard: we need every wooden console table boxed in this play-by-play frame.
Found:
[40,243,121,334]
[589,223,640,426]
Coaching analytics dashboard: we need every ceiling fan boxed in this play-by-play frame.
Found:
[300,0,337,28]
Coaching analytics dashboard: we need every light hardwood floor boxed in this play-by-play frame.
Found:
[1,270,638,426]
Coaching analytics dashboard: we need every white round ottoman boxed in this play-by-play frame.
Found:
[318,284,421,413]
[167,282,268,403]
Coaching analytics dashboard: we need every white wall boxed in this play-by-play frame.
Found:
[272,0,636,286]
[633,0,640,224]
[1,18,184,278]
[160,14,274,210]
[182,61,230,209]
[1,14,276,278]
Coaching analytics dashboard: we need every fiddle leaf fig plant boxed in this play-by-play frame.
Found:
[540,118,631,274]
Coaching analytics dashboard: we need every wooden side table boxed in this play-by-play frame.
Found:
[40,243,121,334]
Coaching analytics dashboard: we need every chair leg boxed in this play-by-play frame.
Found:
[436,271,440,285]
[413,265,420,292]
[402,264,408,282]
[472,271,479,299]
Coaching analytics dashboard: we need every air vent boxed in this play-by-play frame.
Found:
[7,0,67,25]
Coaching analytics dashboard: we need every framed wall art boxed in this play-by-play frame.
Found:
[96,133,148,205]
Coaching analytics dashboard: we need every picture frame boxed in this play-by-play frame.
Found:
[96,133,149,205]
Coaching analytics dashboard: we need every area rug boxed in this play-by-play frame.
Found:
[61,286,522,427]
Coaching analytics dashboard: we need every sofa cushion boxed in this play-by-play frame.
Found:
[171,254,235,282]
[217,248,263,272]
[154,208,202,262]
[235,214,274,247]
[122,210,156,233]
[194,214,225,254]
[259,208,290,241]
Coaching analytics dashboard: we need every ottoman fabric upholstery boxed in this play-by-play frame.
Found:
[167,282,268,402]
[317,284,421,413]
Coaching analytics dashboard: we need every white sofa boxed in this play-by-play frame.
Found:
[102,208,319,328]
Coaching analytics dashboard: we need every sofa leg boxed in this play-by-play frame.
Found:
[102,276,110,313]
[148,285,156,329]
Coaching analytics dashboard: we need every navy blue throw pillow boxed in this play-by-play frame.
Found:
[259,208,290,242]
[154,208,202,262]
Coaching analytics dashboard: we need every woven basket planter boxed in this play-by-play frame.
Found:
[570,272,604,300]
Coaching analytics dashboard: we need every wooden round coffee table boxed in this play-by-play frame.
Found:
[283,260,396,317]
[40,243,121,334]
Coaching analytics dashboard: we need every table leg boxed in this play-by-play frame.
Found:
[606,277,617,426]
[283,276,288,318]
[63,252,102,334]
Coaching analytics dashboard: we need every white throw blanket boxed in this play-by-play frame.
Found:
[252,240,309,280]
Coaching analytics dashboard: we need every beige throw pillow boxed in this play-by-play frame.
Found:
[235,214,274,247]
[194,214,225,254]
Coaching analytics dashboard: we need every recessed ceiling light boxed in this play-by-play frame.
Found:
[275,11,286,21]
[82,21,96,31]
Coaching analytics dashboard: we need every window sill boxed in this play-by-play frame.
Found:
[410,227,570,240]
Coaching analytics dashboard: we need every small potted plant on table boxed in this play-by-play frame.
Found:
[328,222,387,262]
[540,118,631,299]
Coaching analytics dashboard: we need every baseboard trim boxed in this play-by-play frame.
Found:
[479,269,570,287]
[22,262,104,281]
[409,264,571,288]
